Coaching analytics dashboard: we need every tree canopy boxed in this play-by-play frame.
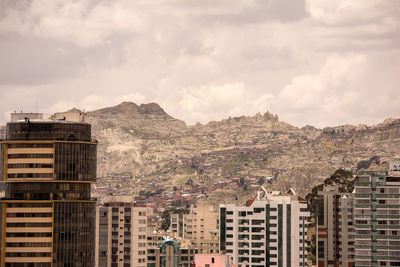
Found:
[306,169,354,215]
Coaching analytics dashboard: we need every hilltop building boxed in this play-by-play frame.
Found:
[51,108,88,123]
[0,114,97,266]
[10,112,43,122]
[219,187,310,267]
[95,195,148,267]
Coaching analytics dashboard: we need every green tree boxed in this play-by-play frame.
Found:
[160,210,171,231]
[306,169,353,215]
[305,168,354,264]
[239,177,245,187]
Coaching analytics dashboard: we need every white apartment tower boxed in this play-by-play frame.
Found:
[316,161,400,267]
[219,187,310,267]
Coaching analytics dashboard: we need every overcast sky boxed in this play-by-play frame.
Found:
[0,0,399,127]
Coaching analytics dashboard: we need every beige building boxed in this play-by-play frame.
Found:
[170,205,219,254]
[95,196,148,267]
[51,108,88,123]
[10,112,43,122]
[146,232,195,267]
[316,185,355,267]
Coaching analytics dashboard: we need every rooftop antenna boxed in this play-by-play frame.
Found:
[36,101,38,114]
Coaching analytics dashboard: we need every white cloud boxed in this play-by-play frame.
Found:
[0,0,399,127]
[306,0,398,25]
[160,82,274,124]
[1,0,146,47]
[160,83,251,124]
[271,53,400,127]
[115,93,147,104]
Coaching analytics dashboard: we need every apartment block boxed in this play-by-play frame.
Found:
[219,187,310,267]
[95,196,147,267]
[170,205,219,254]
[316,161,400,267]
[316,185,355,267]
[353,162,400,267]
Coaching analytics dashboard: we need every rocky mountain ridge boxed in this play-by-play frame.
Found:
[1,102,400,200]
[84,102,400,197]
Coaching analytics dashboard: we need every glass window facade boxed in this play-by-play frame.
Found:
[6,182,91,200]
[8,163,53,168]
[1,121,97,266]
[6,122,92,142]
[53,202,95,267]
[8,143,54,148]
[54,143,96,182]
[8,153,53,159]
[0,143,4,181]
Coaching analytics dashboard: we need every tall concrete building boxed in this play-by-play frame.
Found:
[316,161,400,267]
[95,195,148,267]
[353,162,400,267]
[0,115,97,266]
[316,185,355,267]
[170,205,219,254]
[219,187,310,267]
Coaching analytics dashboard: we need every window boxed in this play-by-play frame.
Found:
[254,208,264,213]
[239,211,246,217]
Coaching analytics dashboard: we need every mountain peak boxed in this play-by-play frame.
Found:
[263,111,278,121]
[137,102,167,116]
[88,101,169,117]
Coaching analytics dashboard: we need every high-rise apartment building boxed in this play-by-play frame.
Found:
[219,188,310,267]
[353,162,400,267]
[0,115,97,266]
[170,205,219,254]
[95,196,148,267]
[316,185,355,267]
[316,161,400,267]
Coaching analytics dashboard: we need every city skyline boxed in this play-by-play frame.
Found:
[0,0,399,127]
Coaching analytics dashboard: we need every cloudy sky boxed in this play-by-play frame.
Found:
[0,0,399,127]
